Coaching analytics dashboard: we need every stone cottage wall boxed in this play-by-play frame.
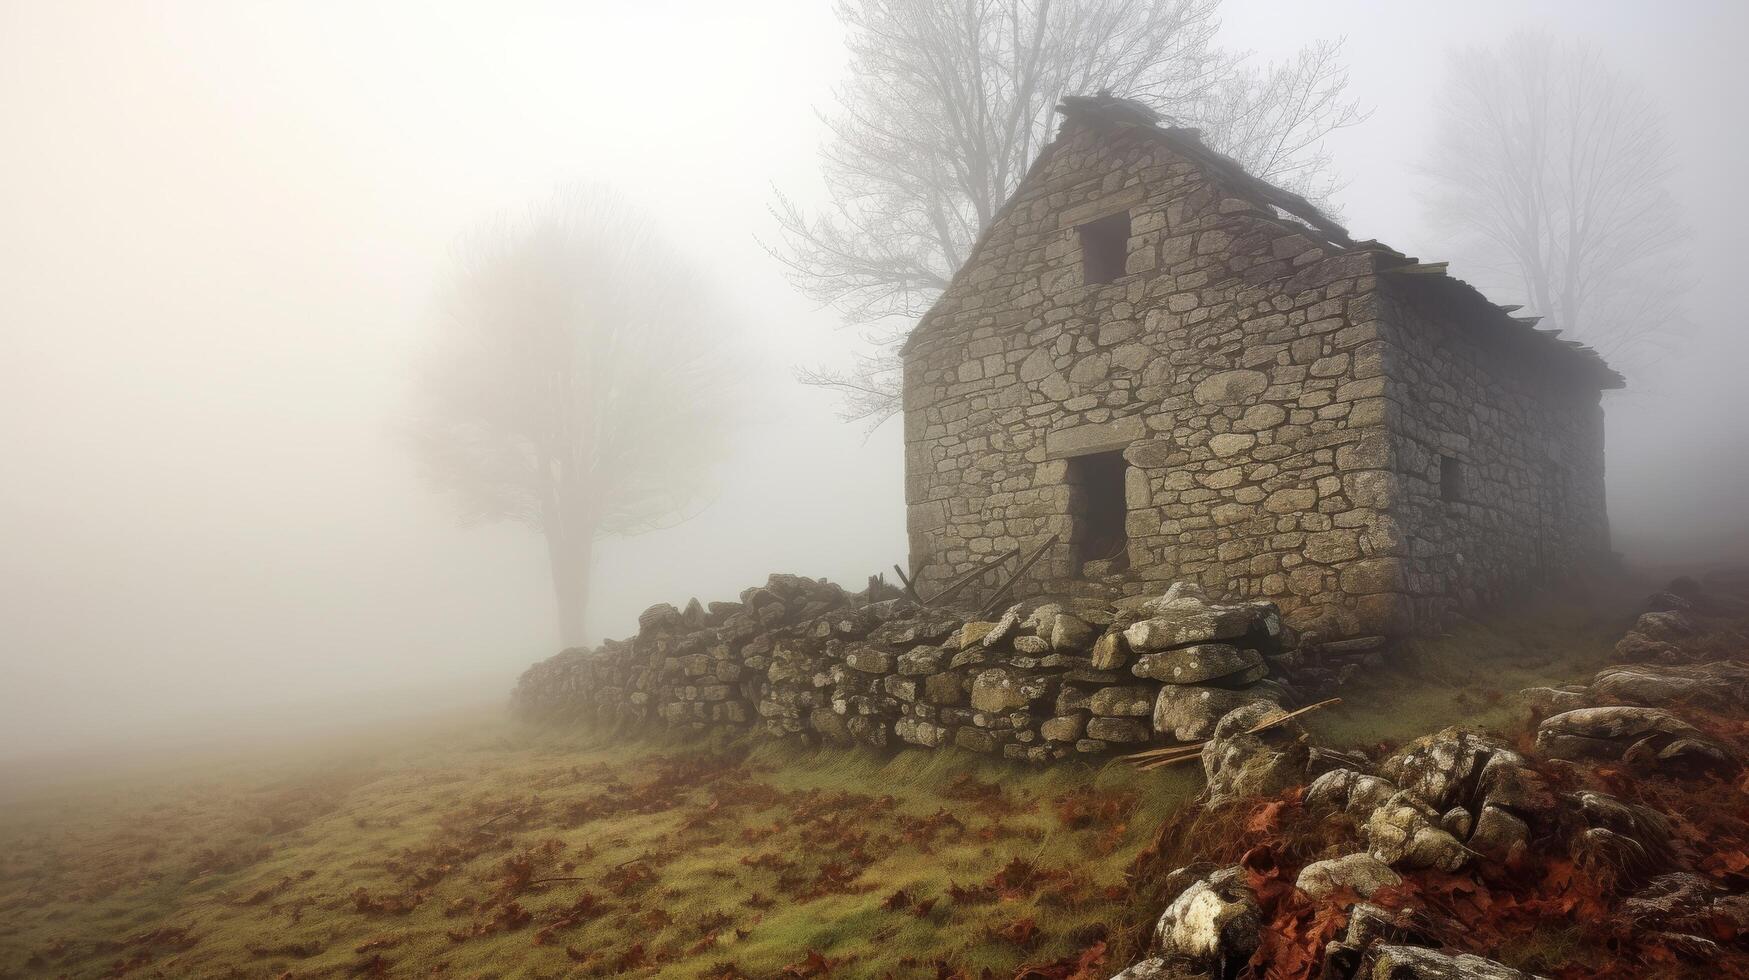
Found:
[902,121,1401,639]
[1376,279,1611,628]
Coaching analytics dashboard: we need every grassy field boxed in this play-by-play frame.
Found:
[0,713,1210,979]
[0,583,1643,979]
[1304,584,1639,750]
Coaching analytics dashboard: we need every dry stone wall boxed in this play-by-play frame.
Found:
[513,574,1314,763]
[901,119,1399,639]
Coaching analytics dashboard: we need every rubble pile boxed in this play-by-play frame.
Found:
[1112,571,1749,979]
[514,576,1306,761]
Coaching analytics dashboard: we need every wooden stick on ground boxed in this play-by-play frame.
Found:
[1121,697,1342,770]
[978,533,1059,616]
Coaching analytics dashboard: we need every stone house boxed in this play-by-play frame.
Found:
[900,94,1623,640]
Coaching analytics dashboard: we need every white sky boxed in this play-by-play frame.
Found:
[2,0,1744,759]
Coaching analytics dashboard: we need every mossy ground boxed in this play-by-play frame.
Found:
[0,714,1204,979]
[0,581,1647,979]
[1305,579,1641,751]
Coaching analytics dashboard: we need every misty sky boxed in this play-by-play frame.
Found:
[3,0,1745,759]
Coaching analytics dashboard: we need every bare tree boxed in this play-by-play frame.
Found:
[410,189,728,647]
[773,0,1363,428]
[1422,33,1689,372]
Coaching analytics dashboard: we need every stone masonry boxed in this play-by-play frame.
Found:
[513,574,1316,763]
[900,94,1622,640]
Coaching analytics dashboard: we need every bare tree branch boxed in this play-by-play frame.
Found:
[1420,33,1691,376]
[771,0,1364,428]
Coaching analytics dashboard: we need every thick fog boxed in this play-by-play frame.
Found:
[3,0,1745,762]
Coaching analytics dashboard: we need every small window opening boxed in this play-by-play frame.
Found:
[1439,455,1465,503]
[1067,450,1129,574]
[1078,210,1131,285]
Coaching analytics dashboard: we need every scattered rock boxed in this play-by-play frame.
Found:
[1363,791,1469,871]
[1304,768,1398,818]
[1622,872,1749,946]
[1379,729,1496,812]
[1201,700,1310,806]
[1537,705,1734,772]
[1634,610,1696,641]
[1466,804,1529,860]
[1519,686,1588,714]
[1153,866,1260,968]
[1612,632,1682,663]
[1359,945,1545,979]
[1295,852,1402,900]
[1588,661,1749,709]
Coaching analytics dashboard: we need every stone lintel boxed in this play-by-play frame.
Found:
[1057,184,1148,229]
[1044,416,1147,459]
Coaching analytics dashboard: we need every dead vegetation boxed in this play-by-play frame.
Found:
[0,720,1190,978]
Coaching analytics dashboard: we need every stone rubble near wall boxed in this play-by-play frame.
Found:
[1106,574,1749,979]
[512,575,1304,762]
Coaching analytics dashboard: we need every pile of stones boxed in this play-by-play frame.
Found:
[513,576,1302,761]
[1109,573,1749,979]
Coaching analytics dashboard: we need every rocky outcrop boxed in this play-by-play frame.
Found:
[1536,705,1737,772]
[514,576,1296,762]
[1114,865,1261,980]
[1104,571,1749,980]
[1294,853,1401,901]
[1302,729,1552,872]
[1200,700,1311,806]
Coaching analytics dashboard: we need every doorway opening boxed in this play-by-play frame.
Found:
[1067,450,1129,574]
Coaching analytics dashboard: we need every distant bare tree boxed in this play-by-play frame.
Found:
[772,0,1363,428]
[1423,33,1688,372]
[410,189,727,647]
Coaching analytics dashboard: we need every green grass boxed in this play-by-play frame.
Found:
[0,714,1203,979]
[1306,585,1639,751]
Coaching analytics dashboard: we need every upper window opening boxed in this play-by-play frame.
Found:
[1078,210,1131,285]
[1439,455,1465,503]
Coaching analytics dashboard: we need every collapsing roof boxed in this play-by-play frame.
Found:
[908,92,1624,392]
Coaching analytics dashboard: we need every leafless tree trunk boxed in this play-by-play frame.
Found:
[1422,33,1689,374]
[409,188,728,648]
[772,0,1363,428]
[547,534,592,650]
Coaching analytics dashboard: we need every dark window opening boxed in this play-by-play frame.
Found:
[1067,450,1129,574]
[1439,455,1465,503]
[1078,210,1131,285]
